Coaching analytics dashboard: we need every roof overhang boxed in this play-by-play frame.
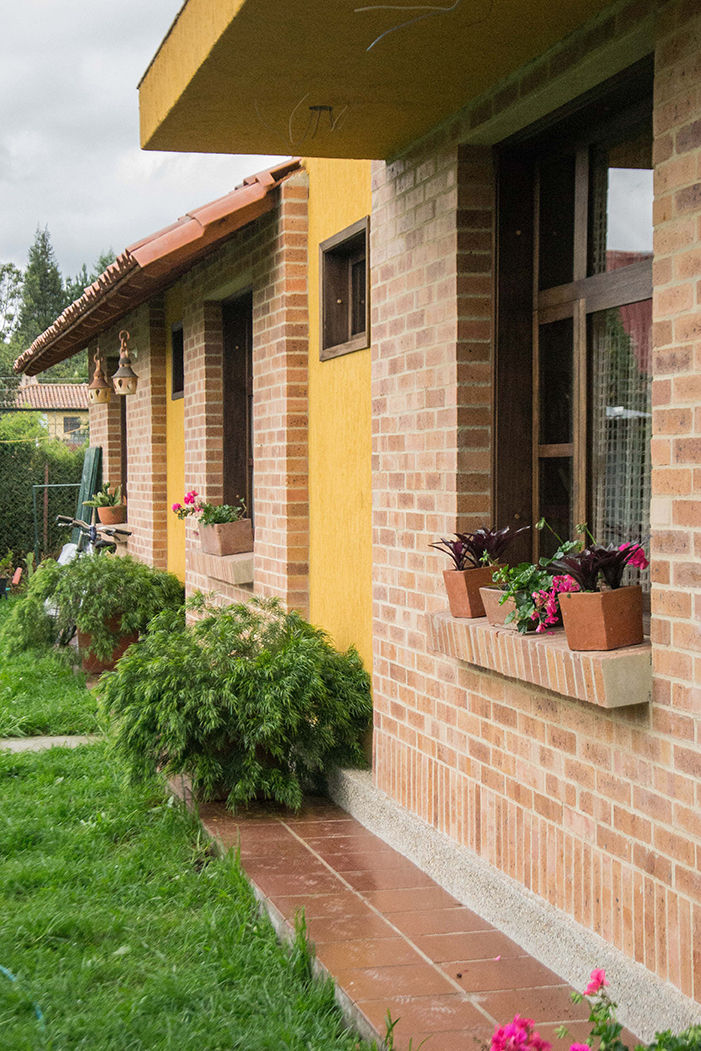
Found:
[14,160,300,376]
[139,0,614,161]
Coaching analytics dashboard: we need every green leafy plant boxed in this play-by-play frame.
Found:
[83,482,123,509]
[430,525,529,570]
[0,554,183,661]
[99,595,372,811]
[171,489,247,524]
[0,550,14,578]
[494,968,701,1051]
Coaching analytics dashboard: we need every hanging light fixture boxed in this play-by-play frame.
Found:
[112,330,139,396]
[88,347,111,405]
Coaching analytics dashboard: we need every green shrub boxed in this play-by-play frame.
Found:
[99,596,372,811]
[0,554,184,661]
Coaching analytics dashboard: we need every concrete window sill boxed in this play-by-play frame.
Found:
[427,611,651,709]
[189,547,254,587]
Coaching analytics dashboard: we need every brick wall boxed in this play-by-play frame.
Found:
[370,0,700,1003]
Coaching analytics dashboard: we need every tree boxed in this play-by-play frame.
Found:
[14,227,65,351]
[64,249,116,305]
[0,262,22,344]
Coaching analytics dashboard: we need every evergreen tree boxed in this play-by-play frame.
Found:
[64,250,116,305]
[0,262,22,344]
[15,227,65,350]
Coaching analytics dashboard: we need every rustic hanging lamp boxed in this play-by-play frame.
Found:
[88,348,111,405]
[112,330,139,395]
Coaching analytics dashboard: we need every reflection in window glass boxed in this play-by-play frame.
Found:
[589,127,653,274]
[589,300,651,590]
[539,457,571,558]
[539,318,573,445]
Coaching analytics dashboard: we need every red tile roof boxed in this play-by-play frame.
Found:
[14,159,300,377]
[13,382,90,411]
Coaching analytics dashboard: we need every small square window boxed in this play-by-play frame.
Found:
[320,217,369,360]
[63,416,81,433]
[171,324,184,399]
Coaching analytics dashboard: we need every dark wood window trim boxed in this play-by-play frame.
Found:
[496,61,653,568]
[171,323,184,400]
[320,216,370,361]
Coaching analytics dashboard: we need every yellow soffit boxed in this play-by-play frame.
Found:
[139,0,614,161]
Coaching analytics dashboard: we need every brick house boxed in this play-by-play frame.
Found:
[16,0,701,1035]
[8,376,88,446]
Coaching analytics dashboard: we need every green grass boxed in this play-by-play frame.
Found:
[0,744,376,1050]
[0,598,98,738]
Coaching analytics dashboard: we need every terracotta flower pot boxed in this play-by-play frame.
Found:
[77,627,138,674]
[479,586,516,626]
[558,585,644,651]
[97,504,127,525]
[199,519,254,556]
[443,565,496,618]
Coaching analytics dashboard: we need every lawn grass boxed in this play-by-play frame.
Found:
[0,744,376,1050]
[0,598,99,738]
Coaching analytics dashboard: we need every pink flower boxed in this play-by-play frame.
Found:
[491,1015,551,1051]
[584,968,608,996]
[183,490,198,505]
[569,1044,591,1051]
[171,503,182,512]
[619,542,649,570]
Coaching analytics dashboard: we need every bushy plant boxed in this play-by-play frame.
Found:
[431,525,529,570]
[0,554,184,661]
[99,595,373,811]
[171,489,247,525]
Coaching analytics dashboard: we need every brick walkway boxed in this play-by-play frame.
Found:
[190,793,621,1051]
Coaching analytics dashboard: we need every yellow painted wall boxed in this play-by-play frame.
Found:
[165,287,185,580]
[306,158,373,670]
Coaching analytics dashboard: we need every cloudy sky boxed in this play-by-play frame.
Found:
[0,1,287,279]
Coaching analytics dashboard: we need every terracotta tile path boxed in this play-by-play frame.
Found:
[186,791,628,1051]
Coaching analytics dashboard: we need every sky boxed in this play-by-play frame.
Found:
[0,1,287,279]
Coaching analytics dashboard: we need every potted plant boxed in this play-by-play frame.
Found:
[484,521,581,633]
[83,483,127,525]
[550,541,648,650]
[172,490,253,556]
[430,525,529,618]
[0,554,184,673]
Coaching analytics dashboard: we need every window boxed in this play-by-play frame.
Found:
[222,293,253,521]
[171,324,184,399]
[320,217,369,360]
[63,416,81,433]
[496,61,652,590]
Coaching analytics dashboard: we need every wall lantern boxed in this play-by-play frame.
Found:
[88,348,111,405]
[112,330,139,396]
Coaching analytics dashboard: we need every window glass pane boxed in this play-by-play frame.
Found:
[539,457,572,557]
[539,317,573,445]
[538,153,575,290]
[588,127,653,275]
[588,300,651,589]
[350,256,366,337]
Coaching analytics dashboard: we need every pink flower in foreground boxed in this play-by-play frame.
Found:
[584,968,608,996]
[183,490,198,505]
[491,1015,551,1051]
[171,503,182,512]
[569,1044,591,1051]
[619,542,649,570]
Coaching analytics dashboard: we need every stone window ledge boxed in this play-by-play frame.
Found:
[189,547,254,587]
[427,611,651,709]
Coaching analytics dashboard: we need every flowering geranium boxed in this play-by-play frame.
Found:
[531,574,580,632]
[491,1015,551,1051]
[495,969,701,1051]
[170,490,246,526]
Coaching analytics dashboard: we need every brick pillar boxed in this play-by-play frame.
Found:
[651,0,701,1003]
[251,172,310,614]
[182,299,225,572]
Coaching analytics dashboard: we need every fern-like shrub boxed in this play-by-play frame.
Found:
[0,555,184,661]
[98,596,372,811]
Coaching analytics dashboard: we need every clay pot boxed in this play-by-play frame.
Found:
[558,585,644,651]
[97,504,127,525]
[77,627,138,674]
[443,565,496,618]
[479,586,516,626]
[199,519,253,556]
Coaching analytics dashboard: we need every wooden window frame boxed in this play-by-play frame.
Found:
[495,60,653,563]
[319,216,370,361]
